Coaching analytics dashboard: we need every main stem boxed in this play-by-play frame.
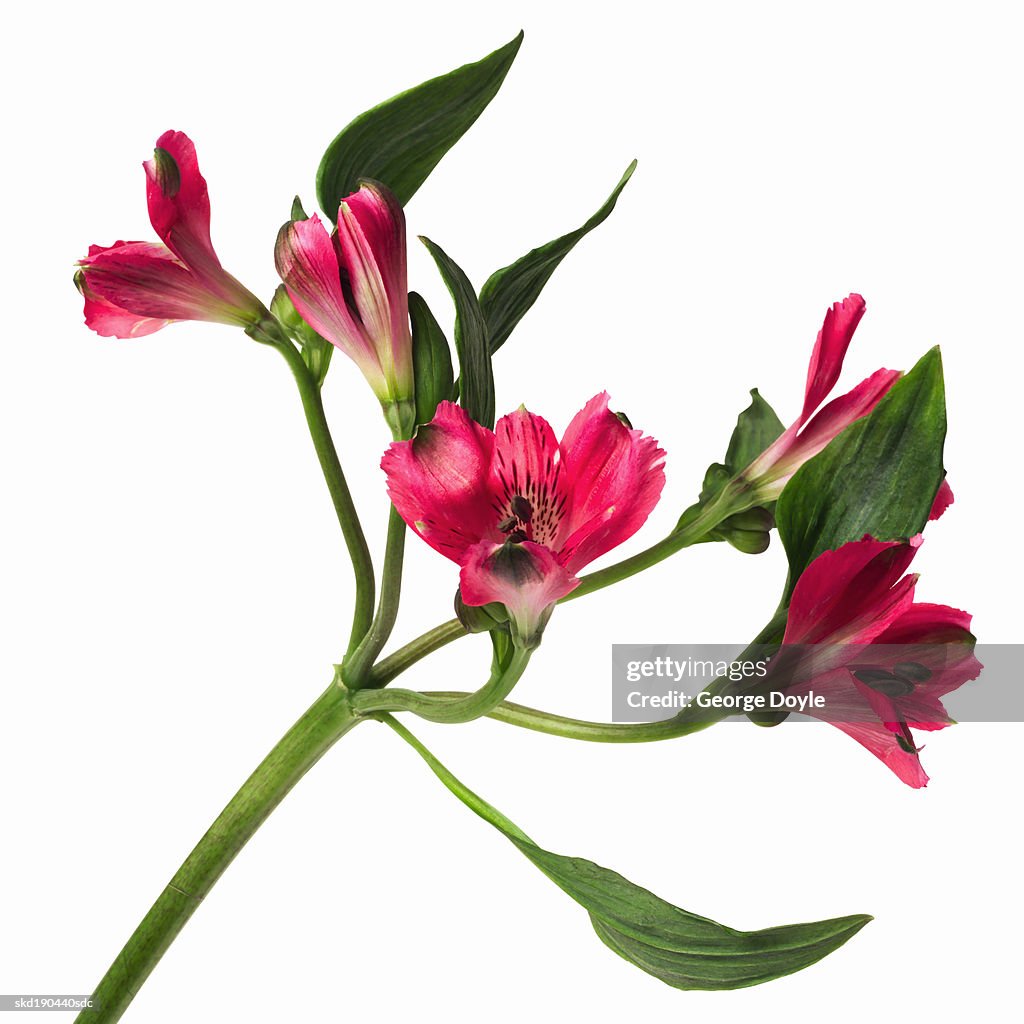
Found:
[76,684,362,1024]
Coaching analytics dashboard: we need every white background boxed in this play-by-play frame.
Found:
[2,2,1021,1021]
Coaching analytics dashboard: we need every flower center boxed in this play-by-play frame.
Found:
[493,476,566,548]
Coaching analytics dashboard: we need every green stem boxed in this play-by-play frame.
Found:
[76,683,363,1024]
[417,685,735,741]
[352,647,532,724]
[568,483,747,601]
[369,618,469,687]
[343,506,407,687]
[272,330,375,653]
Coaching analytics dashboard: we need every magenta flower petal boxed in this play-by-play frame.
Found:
[799,293,867,424]
[929,479,954,520]
[459,540,579,648]
[556,394,666,573]
[144,130,219,274]
[79,241,249,328]
[382,401,499,560]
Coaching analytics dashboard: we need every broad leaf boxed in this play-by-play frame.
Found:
[409,291,454,425]
[316,33,523,214]
[480,161,636,353]
[776,347,946,589]
[420,236,495,429]
[385,716,871,991]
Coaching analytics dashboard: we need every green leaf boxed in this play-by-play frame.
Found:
[384,715,871,992]
[409,291,454,425]
[420,236,495,429]
[316,32,524,214]
[270,285,334,388]
[776,347,946,589]
[676,389,784,553]
[725,389,785,474]
[290,195,308,222]
[480,161,636,354]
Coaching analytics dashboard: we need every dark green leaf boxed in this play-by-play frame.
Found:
[420,236,494,429]
[386,716,871,992]
[270,285,334,388]
[776,347,946,589]
[316,32,524,214]
[409,291,454,424]
[480,161,636,353]
[290,195,308,222]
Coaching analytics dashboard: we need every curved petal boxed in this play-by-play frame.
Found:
[275,216,385,395]
[555,393,666,572]
[784,537,920,646]
[339,182,411,389]
[145,131,218,273]
[459,539,578,648]
[382,401,499,561]
[80,241,245,326]
[490,407,568,547]
[787,667,930,787]
[799,293,866,425]
[787,367,900,465]
[335,182,412,397]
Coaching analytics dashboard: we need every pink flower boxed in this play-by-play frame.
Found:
[382,394,666,648]
[744,294,901,499]
[773,531,979,787]
[76,132,263,337]
[275,182,414,432]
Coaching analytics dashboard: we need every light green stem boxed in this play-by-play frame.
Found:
[369,618,469,687]
[267,324,376,653]
[352,647,532,723]
[343,506,407,686]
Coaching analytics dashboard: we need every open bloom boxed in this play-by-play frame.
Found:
[743,294,900,500]
[771,531,980,787]
[382,395,666,648]
[275,182,414,431]
[76,131,263,338]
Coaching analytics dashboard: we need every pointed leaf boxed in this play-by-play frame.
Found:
[776,347,946,589]
[290,195,308,222]
[316,33,524,214]
[725,388,785,473]
[385,716,871,992]
[420,236,495,429]
[409,291,454,425]
[480,161,636,353]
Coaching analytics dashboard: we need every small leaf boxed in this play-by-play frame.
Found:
[725,389,785,474]
[776,347,946,589]
[676,389,784,552]
[480,161,636,354]
[384,715,871,992]
[316,32,524,214]
[290,195,308,222]
[270,285,334,388]
[420,236,495,430]
[409,291,454,425]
